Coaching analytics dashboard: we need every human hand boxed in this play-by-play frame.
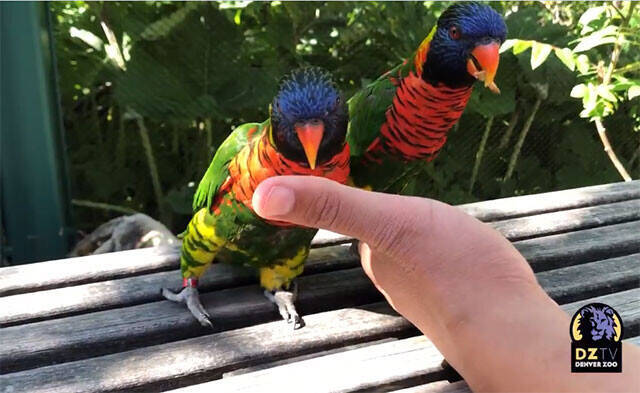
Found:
[252,176,639,392]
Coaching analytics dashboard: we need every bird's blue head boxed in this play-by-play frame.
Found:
[270,67,348,169]
[422,2,506,91]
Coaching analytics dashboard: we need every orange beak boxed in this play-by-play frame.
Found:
[466,41,501,94]
[295,121,324,170]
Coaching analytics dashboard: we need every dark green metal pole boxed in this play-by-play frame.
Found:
[1,2,73,263]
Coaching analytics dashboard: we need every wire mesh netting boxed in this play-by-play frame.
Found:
[51,1,640,235]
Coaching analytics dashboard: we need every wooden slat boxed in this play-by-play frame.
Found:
[392,381,470,393]
[311,229,352,248]
[2,287,638,393]
[174,289,640,393]
[3,204,638,326]
[0,246,180,297]
[536,253,640,304]
[459,180,640,222]
[170,336,445,393]
[2,181,637,297]
[514,220,640,272]
[491,199,640,241]
[0,244,356,326]
[561,288,640,339]
[311,189,640,247]
[0,268,383,374]
[2,226,638,373]
[0,303,414,393]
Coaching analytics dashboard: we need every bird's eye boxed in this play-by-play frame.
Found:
[449,25,461,40]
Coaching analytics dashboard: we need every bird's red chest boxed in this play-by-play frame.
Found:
[225,134,350,225]
[367,72,472,162]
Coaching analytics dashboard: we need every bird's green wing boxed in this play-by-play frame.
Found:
[192,121,265,212]
[346,65,401,158]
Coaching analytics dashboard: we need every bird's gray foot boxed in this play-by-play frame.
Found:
[162,284,213,328]
[264,282,305,329]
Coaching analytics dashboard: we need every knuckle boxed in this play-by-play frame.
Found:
[369,201,432,259]
[304,191,342,229]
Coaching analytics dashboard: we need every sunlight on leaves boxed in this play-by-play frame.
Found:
[554,47,575,71]
[531,42,552,70]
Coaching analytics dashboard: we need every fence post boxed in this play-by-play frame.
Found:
[1,2,73,264]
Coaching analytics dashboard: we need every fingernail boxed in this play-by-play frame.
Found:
[258,185,295,217]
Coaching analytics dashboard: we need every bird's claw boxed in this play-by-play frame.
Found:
[264,283,305,330]
[161,286,213,328]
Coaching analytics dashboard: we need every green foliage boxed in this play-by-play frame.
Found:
[51,1,640,233]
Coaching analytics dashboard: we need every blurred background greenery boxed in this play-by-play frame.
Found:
[50,1,639,237]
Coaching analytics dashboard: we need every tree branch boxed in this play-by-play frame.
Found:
[135,115,170,223]
[498,107,520,150]
[594,119,632,181]
[504,86,546,182]
[596,1,636,181]
[469,116,494,194]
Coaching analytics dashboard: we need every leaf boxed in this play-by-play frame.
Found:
[576,54,590,74]
[500,39,515,54]
[554,47,575,71]
[596,85,617,102]
[573,25,618,53]
[512,40,532,55]
[570,84,587,98]
[530,42,552,70]
[578,6,607,27]
[629,86,640,100]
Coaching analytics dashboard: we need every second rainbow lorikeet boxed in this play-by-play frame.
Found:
[347,2,507,193]
[162,67,349,329]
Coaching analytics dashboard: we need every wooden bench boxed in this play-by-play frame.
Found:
[1,180,639,392]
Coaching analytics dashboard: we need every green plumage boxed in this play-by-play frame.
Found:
[192,121,262,212]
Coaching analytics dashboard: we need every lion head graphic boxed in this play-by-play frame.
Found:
[575,305,619,343]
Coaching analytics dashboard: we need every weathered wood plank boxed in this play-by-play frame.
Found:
[2,226,638,373]
[309,189,640,247]
[168,289,640,393]
[0,232,345,297]
[491,199,640,241]
[459,180,640,222]
[311,229,352,248]
[0,268,383,374]
[0,246,180,297]
[2,287,638,393]
[515,220,640,272]
[392,381,470,393]
[0,244,356,326]
[3,212,638,327]
[0,303,415,393]
[171,336,446,393]
[561,288,640,339]
[0,289,640,392]
[536,253,640,304]
[3,181,637,297]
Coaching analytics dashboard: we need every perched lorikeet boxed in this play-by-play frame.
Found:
[347,2,506,192]
[162,68,349,329]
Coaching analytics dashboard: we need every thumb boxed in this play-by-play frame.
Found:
[252,176,433,255]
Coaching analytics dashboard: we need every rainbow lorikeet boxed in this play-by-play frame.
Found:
[162,68,349,329]
[347,2,506,192]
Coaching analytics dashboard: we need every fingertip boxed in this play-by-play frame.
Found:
[252,178,295,219]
